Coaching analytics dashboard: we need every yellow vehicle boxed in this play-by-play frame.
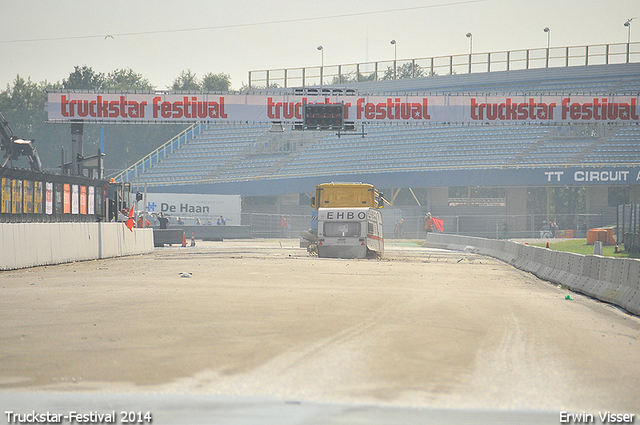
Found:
[311,182,385,210]
[309,183,387,259]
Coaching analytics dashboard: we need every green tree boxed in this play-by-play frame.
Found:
[104,69,154,91]
[239,82,281,91]
[0,75,60,168]
[171,70,200,91]
[382,62,425,80]
[1,66,237,174]
[356,72,377,82]
[329,71,377,85]
[1,75,50,112]
[0,69,188,173]
[609,186,629,207]
[201,72,231,91]
[62,65,106,90]
[527,187,586,231]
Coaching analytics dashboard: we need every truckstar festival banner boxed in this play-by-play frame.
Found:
[47,92,640,124]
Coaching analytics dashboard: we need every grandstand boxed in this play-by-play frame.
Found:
[118,63,640,191]
[113,59,640,238]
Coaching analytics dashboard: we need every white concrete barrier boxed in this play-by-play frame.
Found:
[552,252,582,288]
[0,223,153,270]
[528,247,545,276]
[424,234,640,316]
[581,256,601,296]
[536,249,555,281]
[515,243,536,271]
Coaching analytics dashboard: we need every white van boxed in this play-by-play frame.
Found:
[317,207,384,259]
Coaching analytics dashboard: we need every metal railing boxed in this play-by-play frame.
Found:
[618,203,640,253]
[114,123,203,184]
[248,42,640,89]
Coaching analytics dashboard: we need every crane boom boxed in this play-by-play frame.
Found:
[0,111,42,172]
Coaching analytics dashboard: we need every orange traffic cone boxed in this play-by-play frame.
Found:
[190,232,196,247]
[182,232,187,247]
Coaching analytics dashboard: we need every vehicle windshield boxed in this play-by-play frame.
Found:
[323,221,361,237]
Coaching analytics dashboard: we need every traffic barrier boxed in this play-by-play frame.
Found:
[570,254,589,291]
[529,246,546,276]
[423,233,451,250]
[423,234,640,316]
[513,242,532,270]
[548,251,568,283]
[509,241,526,268]
[538,249,557,281]
[152,229,184,247]
[557,252,584,288]
[485,239,503,259]
[173,225,251,241]
[580,255,602,296]
[571,254,585,288]
[495,240,516,263]
[627,260,640,290]
[591,257,626,306]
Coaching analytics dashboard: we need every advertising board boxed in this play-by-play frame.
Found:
[144,193,241,226]
[47,92,640,125]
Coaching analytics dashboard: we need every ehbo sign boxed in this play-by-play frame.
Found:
[47,92,640,124]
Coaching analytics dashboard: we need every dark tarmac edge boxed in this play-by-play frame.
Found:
[0,391,559,425]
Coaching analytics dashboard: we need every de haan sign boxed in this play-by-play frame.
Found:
[47,92,640,124]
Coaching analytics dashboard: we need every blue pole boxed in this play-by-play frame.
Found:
[100,126,105,154]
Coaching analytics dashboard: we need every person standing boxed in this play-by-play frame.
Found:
[117,208,128,222]
[550,218,558,238]
[158,212,169,229]
[425,213,434,234]
[394,218,405,238]
[137,213,150,228]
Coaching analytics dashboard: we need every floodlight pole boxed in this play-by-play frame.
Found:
[544,27,550,68]
[317,46,324,88]
[390,40,397,79]
[624,19,634,63]
[71,121,84,176]
[466,33,473,74]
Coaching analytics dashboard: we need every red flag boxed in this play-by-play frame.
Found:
[432,217,444,232]
[125,205,135,232]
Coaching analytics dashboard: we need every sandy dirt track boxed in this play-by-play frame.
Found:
[1,239,639,414]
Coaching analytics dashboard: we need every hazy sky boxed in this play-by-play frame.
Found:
[1,0,638,91]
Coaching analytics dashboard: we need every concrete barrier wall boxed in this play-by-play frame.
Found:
[0,223,154,270]
[424,233,640,316]
[179,225,251,240]
[153,229,185,247]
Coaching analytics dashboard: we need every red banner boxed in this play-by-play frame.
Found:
[63,184,70,214]
[47,92,640,124]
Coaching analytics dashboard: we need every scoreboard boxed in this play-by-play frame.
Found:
[303,104,344,130]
